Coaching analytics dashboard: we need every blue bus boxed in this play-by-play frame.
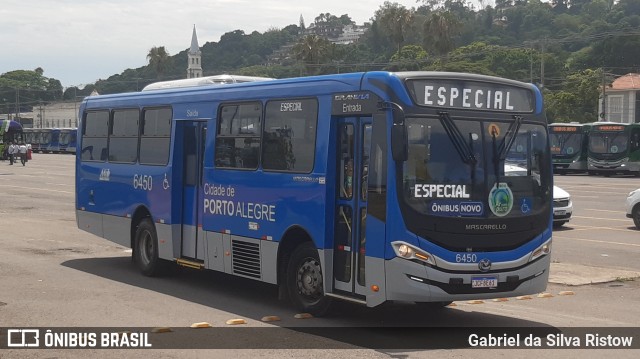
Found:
[36,128,53,153]
[549,123,592,174]
[24,128,77,154]
[45,128,62,153]
[24,128,50,153]
[23,128,39,152]
[76,72,552,314]
[65,128,78,154]
[58,128,77,154]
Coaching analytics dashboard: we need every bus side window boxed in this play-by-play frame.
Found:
[263,132,288,169]
[339,124,354,199]
[215,103,261,170]
[407,122,428,181]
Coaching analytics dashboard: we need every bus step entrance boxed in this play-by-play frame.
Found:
[176,258,204,270]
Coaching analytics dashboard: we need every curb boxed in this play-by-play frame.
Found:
[548,262,640,286]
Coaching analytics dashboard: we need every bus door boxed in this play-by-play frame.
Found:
[333,117,372,297]
[180,121,207,260]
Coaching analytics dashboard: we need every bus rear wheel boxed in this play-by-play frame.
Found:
[286,242,332,316]
[134,218,169,276]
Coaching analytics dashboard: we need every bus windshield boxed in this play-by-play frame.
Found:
[589,131,628,155]
[550,132,584,157]
[60,131,71,146]
[402,116,549,220]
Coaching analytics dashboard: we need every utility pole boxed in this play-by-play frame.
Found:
[529,44,533,84]
[15,88,20,123]
[540,39,545,89]
[601,67,606,121]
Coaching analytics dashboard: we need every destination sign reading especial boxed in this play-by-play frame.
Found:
[407,79,534,112]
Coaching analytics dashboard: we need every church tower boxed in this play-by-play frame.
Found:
[187,25,202,78]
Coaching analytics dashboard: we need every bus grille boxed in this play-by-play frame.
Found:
[231,240,261,279]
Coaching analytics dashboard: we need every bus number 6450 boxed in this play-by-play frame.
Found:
[456,253,477,263]
[133,174,153,191]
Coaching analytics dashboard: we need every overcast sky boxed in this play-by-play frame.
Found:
[0,0,430,88]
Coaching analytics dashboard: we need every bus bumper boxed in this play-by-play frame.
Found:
[384,254,550,303]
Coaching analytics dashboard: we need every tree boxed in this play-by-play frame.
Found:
[293,35,331,75]
[146,46,172,79]
[544,69,601,122]
[339,14,355,26]
[374,2,414,52]
[423,11,462,56]
[388,45,429,71]
[0,69,62,113]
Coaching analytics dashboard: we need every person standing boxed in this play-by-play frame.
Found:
[18,142,27,166]
[7,142,16,165]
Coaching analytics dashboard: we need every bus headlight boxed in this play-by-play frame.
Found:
[391,241,436,265]
[529,239,552,262]
[398,244,411,257]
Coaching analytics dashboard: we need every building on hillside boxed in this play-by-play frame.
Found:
[302,22,368,44]
[266,43,296,66]
[268,23,369,66]
[328,24,368,45]
[302,22,343,38]
[599,73,640,123]
[187,25,202,79]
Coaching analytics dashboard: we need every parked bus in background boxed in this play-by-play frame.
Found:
[23,128,77,154]
[76,72,552,314]
[27,129,44,153]
[37,128,53,153]
[64,128,78,154]
[588,122,640,176]
[43,128,62,153]
[58,128,77,153]
[549,123,592,174]
[23,128,38,151]
[0,120,24,160]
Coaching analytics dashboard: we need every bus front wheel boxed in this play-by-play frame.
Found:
[286,242,332,316]
[134,218,168,276]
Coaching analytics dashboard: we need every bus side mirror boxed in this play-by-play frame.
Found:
[391,122,408,162]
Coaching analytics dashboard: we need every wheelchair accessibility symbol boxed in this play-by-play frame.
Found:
[163,174,170,190]
[521,198,532,214]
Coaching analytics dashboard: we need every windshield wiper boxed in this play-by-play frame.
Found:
[438,112,478,181]
[438,112,477,165]
[498,115,523,162]
[492,115,523,185]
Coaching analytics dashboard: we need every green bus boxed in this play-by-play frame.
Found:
[588,122,640,176]
[0,120,24,160]
[549,123,591,174]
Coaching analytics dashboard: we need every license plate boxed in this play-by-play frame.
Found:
[472,276,498,288]
[554,210,566,216]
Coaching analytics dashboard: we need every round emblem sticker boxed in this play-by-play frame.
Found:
[488,183,513,217]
